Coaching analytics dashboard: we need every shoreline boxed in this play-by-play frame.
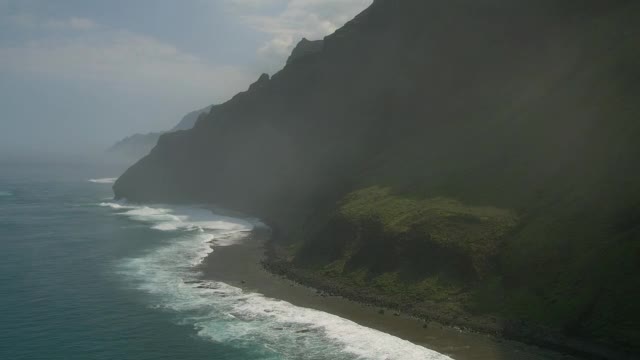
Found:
[260,231,635,360]
[200,226,589,360]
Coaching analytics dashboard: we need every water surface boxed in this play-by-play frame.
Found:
[0,164,450,360]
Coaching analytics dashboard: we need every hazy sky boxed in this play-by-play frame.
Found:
[0,0,372,159]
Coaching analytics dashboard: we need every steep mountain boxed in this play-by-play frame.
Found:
[114,0,640,356]
[107,105,212,161]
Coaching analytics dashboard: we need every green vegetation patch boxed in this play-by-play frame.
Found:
[294,186,520,313]
[336,186,519,277]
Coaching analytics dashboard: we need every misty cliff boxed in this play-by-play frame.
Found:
[107,105,212,161]
[171,105,214,131]
[114,0,640,354]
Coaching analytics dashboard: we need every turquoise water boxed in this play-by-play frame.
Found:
[0,164,450,360]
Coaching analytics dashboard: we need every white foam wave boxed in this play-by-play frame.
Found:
[206,285,453,360]
[102,202,253,236]
[103,202,451,360]
[89,178,117,184]
[99,201,135,210]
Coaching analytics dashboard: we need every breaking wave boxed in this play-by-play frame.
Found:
[100,202,452,360]
[89,178,118,184]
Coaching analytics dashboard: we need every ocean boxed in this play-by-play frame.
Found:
[0,163,451,360]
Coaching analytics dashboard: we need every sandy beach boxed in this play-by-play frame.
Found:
[201,227,578,360]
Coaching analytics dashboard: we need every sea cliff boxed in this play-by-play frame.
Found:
[115,0,640,356]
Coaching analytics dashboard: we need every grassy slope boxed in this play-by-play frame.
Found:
[293,186,519,316]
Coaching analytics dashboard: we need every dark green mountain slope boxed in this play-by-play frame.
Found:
[114,0,640,354]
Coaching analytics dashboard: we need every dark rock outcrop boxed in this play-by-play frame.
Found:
[247,73,270,92]
[286,38,324,65]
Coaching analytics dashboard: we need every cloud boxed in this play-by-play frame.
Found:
[225,0,283,11]
[0,29,255,102]
[1,2,374,98]
[5,13,98,31]
[228,0,373,68]
[43,17,98,31]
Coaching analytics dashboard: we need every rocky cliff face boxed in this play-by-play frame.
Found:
[114,0,640,353]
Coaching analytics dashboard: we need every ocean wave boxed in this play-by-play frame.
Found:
[103,202,451,360]
[99,201,134,210]
[101,202,253,239]
[89,178,117,184]
[0,190,12,197]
